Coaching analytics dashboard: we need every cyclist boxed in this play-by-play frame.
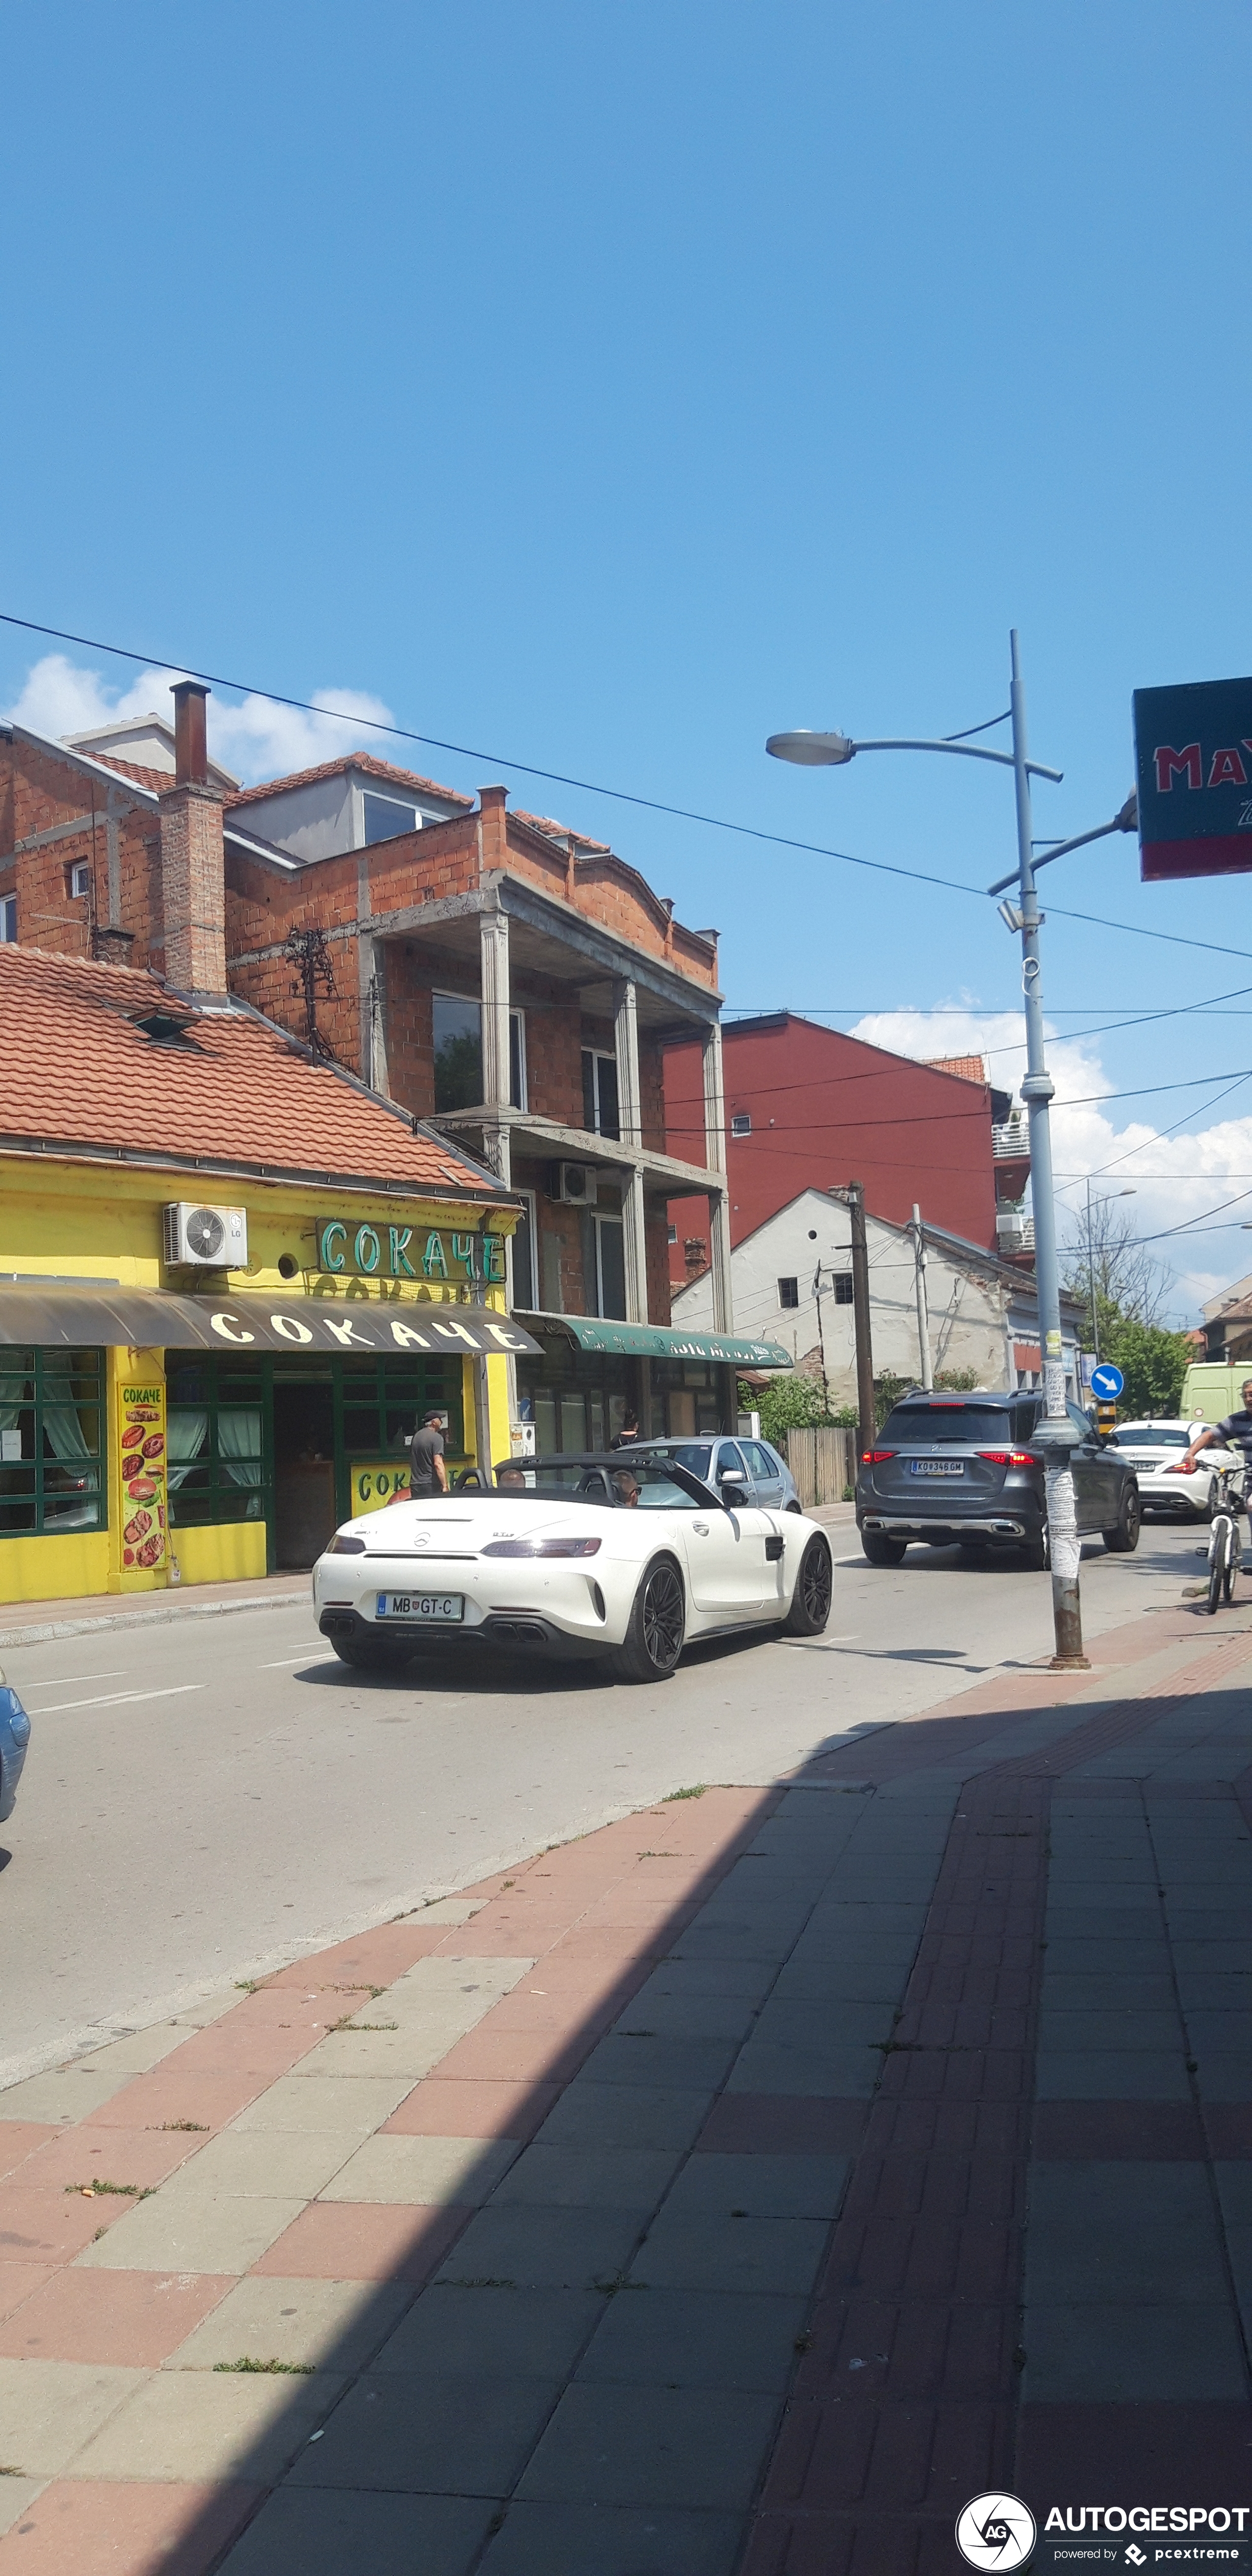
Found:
[1171,1383,1252,1500]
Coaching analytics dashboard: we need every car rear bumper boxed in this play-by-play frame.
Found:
[317,1605,609,1660]
[859,1511,1031,1544]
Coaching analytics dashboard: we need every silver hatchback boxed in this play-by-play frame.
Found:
[630,1435,802,1512]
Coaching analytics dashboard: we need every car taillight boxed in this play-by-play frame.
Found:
[861,1449,895,1464]
[975,1449,1037,1467]
[1009,1450,1035,1468]
[327,1533,367,1554]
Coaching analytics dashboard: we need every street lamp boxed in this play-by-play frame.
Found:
[767,631,1136,1670]
[1083,1182,1136,1368]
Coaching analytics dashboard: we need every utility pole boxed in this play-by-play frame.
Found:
[846,1182,875,1457]
[1086,1175,1099,1366]
[911,1203,933,1390]
[1009,632,1087,1668]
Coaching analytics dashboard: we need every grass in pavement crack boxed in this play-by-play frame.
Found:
[663,1784,708,1800]
[213,2357,315,2375]
[329,2016,399,2032]
[159,2120,209,2132]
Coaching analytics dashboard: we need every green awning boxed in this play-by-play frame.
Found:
[520,1314,793,1369]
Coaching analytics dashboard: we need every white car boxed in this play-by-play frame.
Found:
[313,1452,835,1683]
[1107,1418,1244,1520]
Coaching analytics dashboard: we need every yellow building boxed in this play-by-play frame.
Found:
[0,945,528,1604]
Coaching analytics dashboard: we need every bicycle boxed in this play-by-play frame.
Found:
[1204,1465,1244,1614]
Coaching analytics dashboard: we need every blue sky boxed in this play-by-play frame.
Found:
[4,1,1252,1323]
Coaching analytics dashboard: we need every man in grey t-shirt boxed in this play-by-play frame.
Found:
[409,1412,448,1497]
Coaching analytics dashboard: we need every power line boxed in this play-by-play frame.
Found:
[7,605,1252,972]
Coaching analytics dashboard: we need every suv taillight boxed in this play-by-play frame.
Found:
[976,1448,1036,1467]
[861,1448,895,1464]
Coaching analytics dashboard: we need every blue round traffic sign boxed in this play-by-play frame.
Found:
[1090,1363,1124,1401]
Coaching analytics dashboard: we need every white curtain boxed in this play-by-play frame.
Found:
[167,1410,209,1490]
[40,1377,96,1529]
[217,1407,264,1518]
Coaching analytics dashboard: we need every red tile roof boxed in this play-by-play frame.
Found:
[925,1053,987,1086]
[83,754,169,795]
[226,753,474,812]
[513,809,612,856]
[0,944,507,1200]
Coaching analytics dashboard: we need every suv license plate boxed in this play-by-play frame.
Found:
[909,1460,964,1476]
[376,1592,464,1622]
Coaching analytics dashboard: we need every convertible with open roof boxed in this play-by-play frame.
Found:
[313,1452,834,1683]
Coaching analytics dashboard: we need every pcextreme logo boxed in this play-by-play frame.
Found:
[956,2494,1037,2569]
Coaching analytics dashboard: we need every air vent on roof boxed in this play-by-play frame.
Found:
[131,1009,196,1046]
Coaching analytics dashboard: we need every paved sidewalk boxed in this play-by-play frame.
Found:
[2,1588,1252,2572]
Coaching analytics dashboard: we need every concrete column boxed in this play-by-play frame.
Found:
[707,1185,733,1334]
[613,979,649,1324]
[702,1020,727,1176]
[614,980,643,1146]
[479,904,512,1189]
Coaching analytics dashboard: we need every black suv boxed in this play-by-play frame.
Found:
[856,1388,1141,1568]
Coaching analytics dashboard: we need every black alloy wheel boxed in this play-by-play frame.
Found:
[784,1534,834,1635]
[1103,1486,1142,1554]
[608,1557,687,1683]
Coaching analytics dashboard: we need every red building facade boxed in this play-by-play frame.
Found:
[665,1012,1017,1288]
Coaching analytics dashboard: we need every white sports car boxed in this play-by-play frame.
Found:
[1108,1418,1245,1521]
[313,1452,835,1683]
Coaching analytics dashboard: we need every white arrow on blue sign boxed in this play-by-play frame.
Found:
[1090,1363,1124,1401]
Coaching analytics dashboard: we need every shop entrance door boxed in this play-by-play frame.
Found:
[273,1370,336,1568]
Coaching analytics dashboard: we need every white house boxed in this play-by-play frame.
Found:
[672,1187,1083,1402]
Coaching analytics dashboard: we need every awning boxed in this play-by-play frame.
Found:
[0,1284,542,1359]
[519,1314,793,1369]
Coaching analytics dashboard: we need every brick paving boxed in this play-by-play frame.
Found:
[1,1593,1252,2572]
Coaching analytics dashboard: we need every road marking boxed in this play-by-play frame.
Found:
[22,1670,129,1691]
[259,1651,327,1667]
[32,1685,206,1714]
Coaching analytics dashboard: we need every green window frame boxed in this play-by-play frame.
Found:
[334,1354,464,1482]
[0,1346,105,1538]
[167,1355,272,1530]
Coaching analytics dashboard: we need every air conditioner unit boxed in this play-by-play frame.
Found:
[547,1163,598,1207]
[996,1208,1026,1249]
[162,1202,248,1268]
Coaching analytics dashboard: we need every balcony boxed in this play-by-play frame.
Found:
[992,1115,1030,1202]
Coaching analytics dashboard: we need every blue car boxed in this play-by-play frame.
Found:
[0,1670,31,1824]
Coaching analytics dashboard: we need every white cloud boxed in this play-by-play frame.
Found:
[850,1003,1252,1326]
[4,653,396,787]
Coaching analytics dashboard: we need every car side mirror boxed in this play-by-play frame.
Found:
[719,1470,748,1510]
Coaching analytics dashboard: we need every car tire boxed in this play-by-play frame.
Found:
[1021,1520,1051,1572]
[1103,1486,1141,1553]
[330,1633,413,1671]
[783,1534,834,1634]
[861,1530,906,1567]
[605,1555,686,1684]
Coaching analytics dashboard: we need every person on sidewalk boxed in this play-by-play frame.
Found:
[409,1410,448,1498]
[611,1407,639,1450]
[1173,1382,1252,1501]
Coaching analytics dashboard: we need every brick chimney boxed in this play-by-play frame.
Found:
[158,681,227,993]
[476,783,509,875]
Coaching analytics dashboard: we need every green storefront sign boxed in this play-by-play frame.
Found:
[317,1222,506,1286]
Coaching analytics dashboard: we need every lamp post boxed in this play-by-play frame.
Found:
[1084,1181,1136,1368]
[767,631,1135,1670]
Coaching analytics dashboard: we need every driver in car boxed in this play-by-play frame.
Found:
[1171,1381,1252,1500]
[612,1469,640,1508]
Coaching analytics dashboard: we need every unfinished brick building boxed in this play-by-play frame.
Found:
[0,686,782,1443]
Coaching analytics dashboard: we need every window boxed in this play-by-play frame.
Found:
[362,792,420,846]
[731,1113,751,1137]
[581,1049,620,1140]
[432,993,526,1113]
[594,1215,627,1321]
[0,1347,104,1536]
[511,1189,538,1310]
[667,1223,677,1244]
[167,1356,269,1528]
[0,895,15,943]
[69,859,91,899]
[778,1276,800,1309]
[833,1273,854,1305]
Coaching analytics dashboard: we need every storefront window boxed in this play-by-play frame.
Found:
[0,1347,104,1535]
[167,1358,270,1527]
[336,1355,463,1463]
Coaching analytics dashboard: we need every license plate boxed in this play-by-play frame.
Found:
[376,1592,464,1622]
[909,1460,965,1476]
